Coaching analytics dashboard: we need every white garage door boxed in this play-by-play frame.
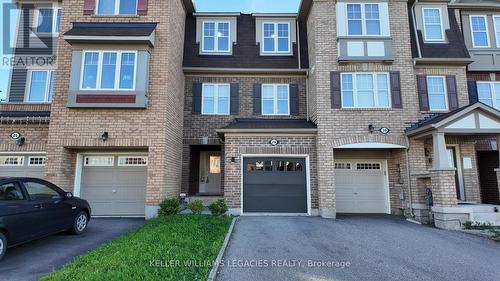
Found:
[80,155,147,217]
[0,154,46,178]
[335,161,389,214]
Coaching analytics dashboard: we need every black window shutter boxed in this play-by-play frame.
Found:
[253,84,262,115]
[467,80,478,104]
[331,71,341,109]
[230,83,239,115]
[416,75,429,111]
[390,71,403,109]
[289,84,300,115]
[192,82,202,115]
[446,75,459,111]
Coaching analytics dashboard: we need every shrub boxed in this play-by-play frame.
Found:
[463,221,473,230]
[187,200,204,214]
[208,199,228,216]
[159,198,180,216]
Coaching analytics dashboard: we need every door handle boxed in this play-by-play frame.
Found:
[34,204,42,209]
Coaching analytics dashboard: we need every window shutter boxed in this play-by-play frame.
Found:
[467,80,478,104]
[416,75,429,111]
[230,83,239,115]
[446,75,459,110]
[253,84,262,115]
[390,71,402,109]
[290,84,300,115]
[192,82,202,115]
[137,0,149,15]
[83,0,95,15]
[331,71,342,109]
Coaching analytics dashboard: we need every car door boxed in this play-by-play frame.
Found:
[22,180,73,235]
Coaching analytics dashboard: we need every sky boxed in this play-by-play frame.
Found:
[0,0,302,101]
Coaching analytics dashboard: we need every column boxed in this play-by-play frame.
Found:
[430,133,458,207]
[496,135,500,200]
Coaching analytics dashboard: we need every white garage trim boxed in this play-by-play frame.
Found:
[240,154,311,216]
[337,142,407,149]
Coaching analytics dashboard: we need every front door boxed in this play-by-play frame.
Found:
[199,151,222,195]
[447,147,464,201]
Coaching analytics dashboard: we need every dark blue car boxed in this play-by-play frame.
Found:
[0,178,91,261]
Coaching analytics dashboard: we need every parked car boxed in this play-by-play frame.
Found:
[0,177,91,261]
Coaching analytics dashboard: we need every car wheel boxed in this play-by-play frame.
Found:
[0,232,6,261]
[70,211,89,235]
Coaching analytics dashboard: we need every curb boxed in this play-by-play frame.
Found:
[207,217,237,281]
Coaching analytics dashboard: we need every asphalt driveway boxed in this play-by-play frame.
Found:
[217,215,500,281]
[0,218,145,281]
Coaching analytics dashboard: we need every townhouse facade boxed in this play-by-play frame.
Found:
[1,0,500,229]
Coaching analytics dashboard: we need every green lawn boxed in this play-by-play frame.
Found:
[40,215,232,281]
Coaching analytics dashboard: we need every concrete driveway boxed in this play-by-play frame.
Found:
[217,215,500,281]
[0,218,145,281]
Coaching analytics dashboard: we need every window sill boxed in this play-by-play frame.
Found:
[339,107,395,111]
[91,15,141,18]
[201,114,231,116]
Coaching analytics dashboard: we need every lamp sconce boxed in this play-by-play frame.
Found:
[231,157,236,163]
[16,137,25,146]
[100,132,109,142]
[368,124,375,134]
[424,148,430,157]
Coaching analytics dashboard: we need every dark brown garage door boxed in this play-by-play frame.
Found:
[243,157,307,213]
[477,151,500,204]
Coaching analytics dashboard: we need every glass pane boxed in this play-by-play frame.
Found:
[358,91,375,107]
[424,9,442,40]
[119,53,135,89]
[24,182,60,200]
[278,38,289,52]
[0,183,25,201]
[97,0,116,14]
[429,94,447,110]
[495,84,500,109]
[342,91,354,107]
[348,20,362,35]
[286,162,295,171]
[477,83,493,106]
[29,71,48,102]
[378,90,390,107]
[55,9,62,33]
[218,37,229,51]
[495,17,500,46]
[471,16,487,31]
[204,37,215,51]
[365,4,380,35]
[357,74,373,90]
[263,100,274,114]
[264,38,275,52]
[357,74,375,107]
[262,85,274,99]
[277,86,288,99]
[377,74,389,107]
[427,77,445,93]
[425,26,443,40]
[203,85,215,114]
[101,52,117,89]
[264,161,273,171]
[366,20,380,35]
[82,52,99,89]
[473,32,488,47]
[277,100,289,114]
[264,23,275,37]
[347,4,362,35]
[218,22,229,36]
[119,0,137,15]
[48,72,54,102]
[217,85,230,114]
[37,9,53,32]
[278,24,288,37]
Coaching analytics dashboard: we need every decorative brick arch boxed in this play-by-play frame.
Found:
[331,134,408,149]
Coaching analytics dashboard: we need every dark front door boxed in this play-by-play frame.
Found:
[477,151,500,204]
[243,157,307,213]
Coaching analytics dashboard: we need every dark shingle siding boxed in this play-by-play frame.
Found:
[8,68,27,102]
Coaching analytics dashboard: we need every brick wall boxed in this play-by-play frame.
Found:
[0,124,49,152]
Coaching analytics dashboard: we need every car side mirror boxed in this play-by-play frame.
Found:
[65,192,74,199]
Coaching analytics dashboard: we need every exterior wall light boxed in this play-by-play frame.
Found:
[101,132,109,142]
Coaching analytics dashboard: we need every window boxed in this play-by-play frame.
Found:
[97,0,137,15]
[470,15,490,48]
[422,8,444,41]
[202,21,230,53]
[262,84,289,115]
[0,156,24,166]
[477,82,500,110]
[426,76,448,111]
[84,156,114,166]
[0,182,25,201]
[346,3,381,36]
[335,163,351,170]
[356,163,381,170]
[277,161,303,172]
[24,181,61,200]
[26,70,54,102]
[262,22,290,53]
[341,73,390,108]
[117,156,148,166]
[81,51,137,91]
[28,156,47,166]
[202,84,230,115]
[35,8,62,33]
[494,16,500,47]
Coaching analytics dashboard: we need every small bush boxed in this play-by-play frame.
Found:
[159,198,180,216]
[208,199,228,216]
[187,200,204,214]
[463,221,494,230]
[463,221,473,230]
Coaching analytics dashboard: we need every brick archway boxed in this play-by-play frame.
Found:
[331,134,407,149]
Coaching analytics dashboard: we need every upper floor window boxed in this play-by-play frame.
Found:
[262,22,290,54]
[26,70,54,102]
[202,21,230,53]
[494,16,500,47]
[341,73,390,108]
[477,82,500,110]
[202,84,230,115]
[422,8,444,42]
[470,15,490,48]
[346,3,381,36]
[262,84,289,115]
[81,50,137,91]
[97,0,137,15]
[35,7,62,33]
[426,76,448,111]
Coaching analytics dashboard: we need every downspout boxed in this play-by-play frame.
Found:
[297,19,310,121]
[297,20,302,70]
[411,0,422,65]
[405,135,416,219]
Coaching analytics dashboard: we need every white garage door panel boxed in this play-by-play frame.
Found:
[0,155,46,178]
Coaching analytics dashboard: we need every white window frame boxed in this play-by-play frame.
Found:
[422,7,445,42]
[340,72,391,109]
[80,50,138,91]
[426,75,449,111]
[25,69,55,103]
[117,156,148,166]
[201,21,231,53]
[345,3,382,36]
[95,0,138,16]
[34,7,62,34]
[0,156,24,166]
[492,15,500,48]
[28,156,47,166]
[201,83,231,115]
[84,156,115,167]
[355,162,382,170]
[334,162,352,170]
[470,15,490,48]
[477,82,500,110]
[261,84,290,116]
[261,22,291,54]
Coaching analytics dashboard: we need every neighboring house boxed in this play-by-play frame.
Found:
[1,0,500,229]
